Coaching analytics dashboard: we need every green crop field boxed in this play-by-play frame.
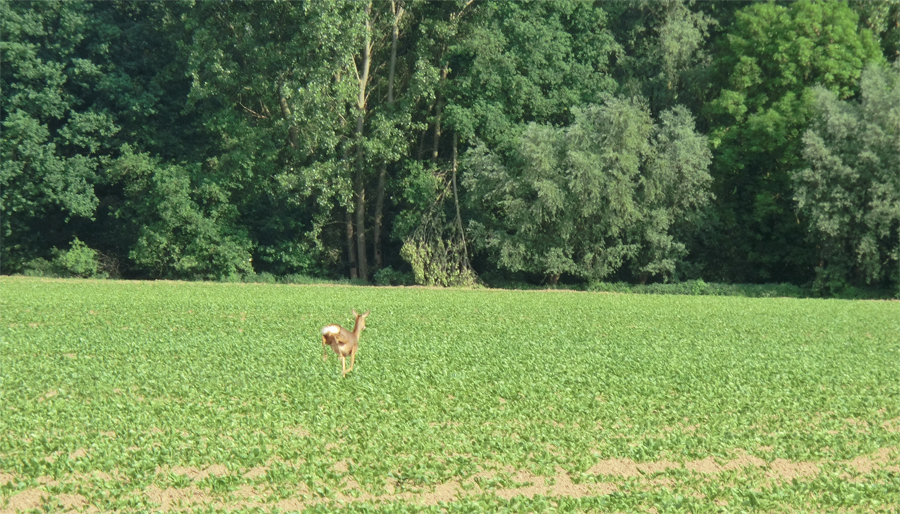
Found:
[1,277,898,513]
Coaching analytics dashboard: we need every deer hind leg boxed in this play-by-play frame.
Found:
[347,346,356,373]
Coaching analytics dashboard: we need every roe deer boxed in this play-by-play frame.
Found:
[321,309,369,377]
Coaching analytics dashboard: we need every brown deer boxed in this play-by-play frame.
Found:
[321,309,369,377]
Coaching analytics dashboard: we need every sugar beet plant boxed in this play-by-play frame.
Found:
[1,277,898,512]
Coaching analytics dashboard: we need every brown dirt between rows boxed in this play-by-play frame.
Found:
[2,447,898,513]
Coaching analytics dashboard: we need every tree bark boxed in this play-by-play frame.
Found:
[346,207,357,279]
[278,81,299,150]
[451,132,472,277]
[451,133,465,243]
[353,2,374,282]
[374,1,404,271]
[417,122,428,162]
[373,170,387,270]
[386,2,402,107]
[355,172,367,281]
[431,64,449,163]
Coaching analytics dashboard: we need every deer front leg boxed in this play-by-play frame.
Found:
[340,355,347,377]
[322,336,329,361]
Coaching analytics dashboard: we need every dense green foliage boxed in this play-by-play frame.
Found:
[2,0,897,294]
[464,98,711,284]
[702,0,886,284]
[1,277,898,512]
[793,62,900,293]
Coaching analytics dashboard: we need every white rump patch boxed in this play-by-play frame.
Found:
[321,325,340,335]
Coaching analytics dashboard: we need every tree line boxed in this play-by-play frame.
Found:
[2,0,898,294]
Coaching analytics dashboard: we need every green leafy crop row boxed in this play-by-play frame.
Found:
[1,277,897,512]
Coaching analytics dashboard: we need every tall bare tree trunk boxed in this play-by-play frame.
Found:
[386,1,402,113]
[278,82,299,150]
[431,64,448,163]
[417,123,428,161]
[374,1,404,271]
[343,142,357,279]
[354,2,374,282]
[336,68,357,280]
[451,133,465,242]
[373,174,386,270]
[373,171,386,270]
[451,132,471,273]
[355,172,367,281]
[346,207,357,279]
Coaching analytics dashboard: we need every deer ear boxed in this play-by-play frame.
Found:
[352,309,359,317]
[363,310,370,317]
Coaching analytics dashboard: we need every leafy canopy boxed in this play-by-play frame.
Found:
[464,96,712,283]
[793,62,900,292]
[703,0,883,282]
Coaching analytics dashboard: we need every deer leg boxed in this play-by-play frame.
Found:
[347,347,356,372]
[340,355,347,377]
[322,336,328,361]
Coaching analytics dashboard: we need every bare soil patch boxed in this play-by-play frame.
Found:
[846,447,900,474]
[685,456,724,474]
[881,417,900,433]
[3,447,899,513]
[143,484,212,511]
[765,459,819,482]
[4,489,47,513]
